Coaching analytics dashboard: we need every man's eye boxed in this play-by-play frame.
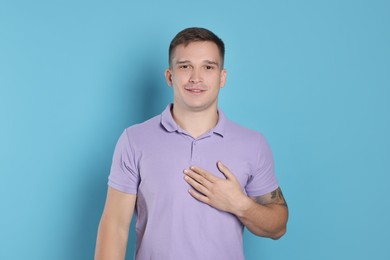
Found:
[205,65,213,70]
[180,65,189,69]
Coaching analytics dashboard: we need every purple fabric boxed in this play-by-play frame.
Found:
[108,104,278,260]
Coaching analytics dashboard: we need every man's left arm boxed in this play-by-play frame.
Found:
[184,161,288,240]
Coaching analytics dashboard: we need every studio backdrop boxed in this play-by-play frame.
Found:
[1,0,389,259]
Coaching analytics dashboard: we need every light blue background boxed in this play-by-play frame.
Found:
[1,0,389,259]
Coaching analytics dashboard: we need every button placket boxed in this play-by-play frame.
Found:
[190,134,212,164]
[190,140,200,164]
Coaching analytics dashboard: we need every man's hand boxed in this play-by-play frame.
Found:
[184,162,288,239]
[183,161,249,214]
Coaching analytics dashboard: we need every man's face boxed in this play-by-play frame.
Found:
[165,41,226,113]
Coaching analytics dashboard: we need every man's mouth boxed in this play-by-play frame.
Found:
[186,89,204,93]
[185,85,206,93]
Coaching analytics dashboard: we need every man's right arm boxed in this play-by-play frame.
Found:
[95,187,136,260]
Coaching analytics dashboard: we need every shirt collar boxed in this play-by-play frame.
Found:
[213,109,226,137]
[160,104,226,137]
[161,104,178,132]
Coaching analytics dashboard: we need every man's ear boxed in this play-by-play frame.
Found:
[165,69,173,87]
[220,69,227,88]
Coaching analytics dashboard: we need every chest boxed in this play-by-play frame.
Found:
[136,135,254,196]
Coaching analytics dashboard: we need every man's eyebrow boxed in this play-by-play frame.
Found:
[175,60,191,65]
[204,60,220,67]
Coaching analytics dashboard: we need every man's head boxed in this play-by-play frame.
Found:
[165,27,227,114]
[169,27,225,69]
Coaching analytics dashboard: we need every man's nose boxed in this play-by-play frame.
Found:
[189,67,203,83]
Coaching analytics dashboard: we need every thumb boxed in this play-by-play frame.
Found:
[217,161,235,180]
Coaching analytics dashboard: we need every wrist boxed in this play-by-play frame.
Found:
[232,195,254,218]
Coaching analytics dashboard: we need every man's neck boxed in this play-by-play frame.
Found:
[171,105,219,139]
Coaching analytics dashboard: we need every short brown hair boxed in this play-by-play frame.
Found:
[169,27,225,68]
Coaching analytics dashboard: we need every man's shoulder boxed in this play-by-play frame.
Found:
[224,118,272,156]
[225,118,265,140]
[123,114,162,137]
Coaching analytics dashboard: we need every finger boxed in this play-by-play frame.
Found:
[189,165,219,183]
[184,174,210,196]
[217,161,236,180]
[184,169,212,189]
[188,189,210,204]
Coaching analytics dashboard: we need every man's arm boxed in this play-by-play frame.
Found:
[183,161,288,240]
[95,187,136,260]
[237,187,288,239]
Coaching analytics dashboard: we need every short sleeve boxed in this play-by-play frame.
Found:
[245,134,279,197]
[107,129,140,194]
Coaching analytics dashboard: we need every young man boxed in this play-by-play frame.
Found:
[95,27,288,260]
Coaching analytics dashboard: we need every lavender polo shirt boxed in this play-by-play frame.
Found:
[108,104,278,260]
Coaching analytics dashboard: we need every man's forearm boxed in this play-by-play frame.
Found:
[95,218,129,260]
[234,196,288,239]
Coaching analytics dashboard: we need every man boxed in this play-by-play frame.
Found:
[95,27,288,260]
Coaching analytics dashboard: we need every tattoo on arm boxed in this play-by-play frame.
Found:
[253,187,288,208]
